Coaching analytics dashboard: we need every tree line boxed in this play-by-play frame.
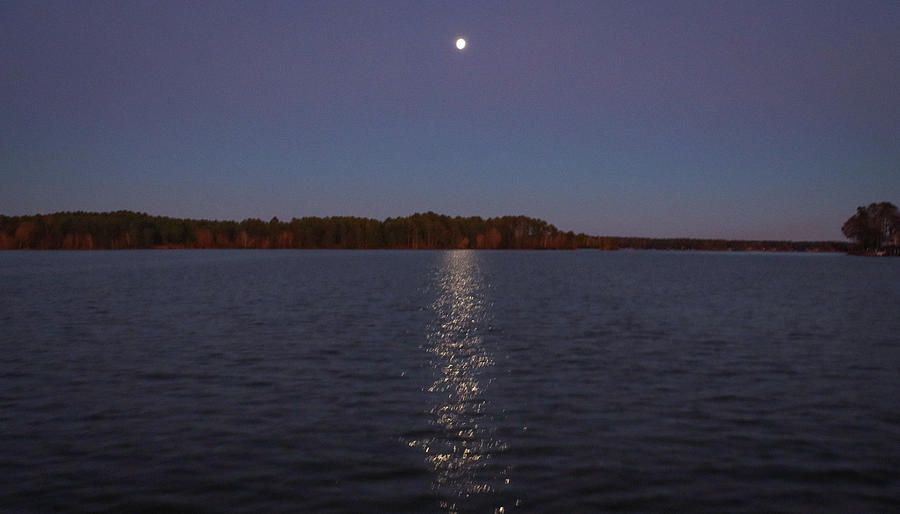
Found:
[0,210,852,252]
[0,211,577,250]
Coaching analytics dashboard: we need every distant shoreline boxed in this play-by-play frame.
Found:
[1,211,850,253]
[0,246,857,253]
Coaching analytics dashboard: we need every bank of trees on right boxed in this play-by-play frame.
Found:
[842,202,900,253]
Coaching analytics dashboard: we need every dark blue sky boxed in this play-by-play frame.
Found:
[2,0,898,239]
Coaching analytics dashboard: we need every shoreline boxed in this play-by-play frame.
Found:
[1,211,851,253]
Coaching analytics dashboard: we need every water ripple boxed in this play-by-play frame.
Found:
[413,251,511,513]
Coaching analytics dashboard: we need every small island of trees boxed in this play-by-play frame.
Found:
[842,202,900,256]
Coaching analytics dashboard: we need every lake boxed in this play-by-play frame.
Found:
[1,250,898,512]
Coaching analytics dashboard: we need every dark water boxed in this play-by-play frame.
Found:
[1,250,899,513]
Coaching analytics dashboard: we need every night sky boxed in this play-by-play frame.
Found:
[2,1,898,240]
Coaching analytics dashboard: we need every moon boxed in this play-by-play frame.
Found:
[456,38,466,50]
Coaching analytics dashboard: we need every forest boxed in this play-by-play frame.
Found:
[0,211,576,250]
[0,211,849,252]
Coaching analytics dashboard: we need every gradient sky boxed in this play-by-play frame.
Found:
[2,0,898,240]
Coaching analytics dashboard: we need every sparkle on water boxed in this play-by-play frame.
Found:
[414,251,512,513]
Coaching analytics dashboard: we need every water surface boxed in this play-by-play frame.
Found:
[1,250,898,512]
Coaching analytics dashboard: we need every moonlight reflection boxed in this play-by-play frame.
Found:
[416,251,507,512]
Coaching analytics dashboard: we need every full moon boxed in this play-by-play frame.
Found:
[456,38,466,50]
